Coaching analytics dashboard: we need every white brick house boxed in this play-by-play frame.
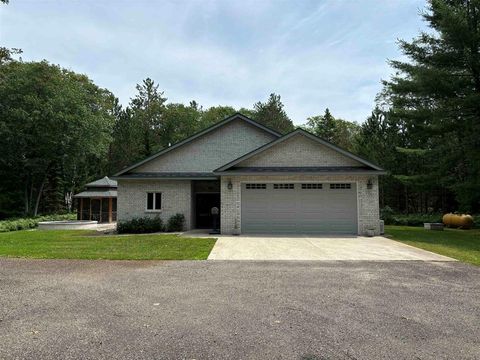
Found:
[114,113,386,235]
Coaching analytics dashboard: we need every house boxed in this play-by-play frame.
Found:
[73,176,117,223]
[114,113,385,235]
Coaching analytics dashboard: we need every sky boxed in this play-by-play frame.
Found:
[0,0,428,124]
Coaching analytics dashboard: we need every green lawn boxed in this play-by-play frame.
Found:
[0,230,216,260]
[385,225,480,266]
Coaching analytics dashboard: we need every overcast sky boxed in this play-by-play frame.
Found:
[0,0,427,124]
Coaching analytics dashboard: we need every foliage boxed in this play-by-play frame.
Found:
[166,213,186,232]
[0,213,76,232]
[386,225,480,266]
[129,78,167,157]
[0,230,216,260]
[380,206,395,224]
[0,60,116,217]
[117,216,164,234]
[199,105,237,129]
[379,0,480,212]
[305,108,360,151]
[0,47,22,64]
[252,93,295,133]
[383,213,444,226]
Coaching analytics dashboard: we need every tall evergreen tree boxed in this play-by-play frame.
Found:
[381,0,480,212]
[130,78,167,157]
[305,109,360,151]
[252,93,295,133]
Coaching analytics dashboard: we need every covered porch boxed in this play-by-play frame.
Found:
[73,176,117,223]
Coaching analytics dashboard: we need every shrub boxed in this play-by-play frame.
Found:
[0,213,77,232]
[166,213,185,232]
[117,216,164,234]
[380,206,395,224]
[383,213,443,226]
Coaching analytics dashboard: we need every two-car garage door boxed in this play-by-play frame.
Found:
[241,182,357,234]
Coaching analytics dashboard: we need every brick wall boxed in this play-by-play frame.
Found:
[133,119,277,173]
[220,175,380,236]
[117,179,192,230]
[238,134,362,167]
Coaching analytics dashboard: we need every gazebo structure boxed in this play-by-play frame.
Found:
[73,176,117,223]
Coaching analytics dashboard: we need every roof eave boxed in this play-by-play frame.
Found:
[213,170,388,176]
[111,175,219,181]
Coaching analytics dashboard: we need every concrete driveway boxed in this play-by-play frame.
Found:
[1,258,478,359]
[207,235,455,261]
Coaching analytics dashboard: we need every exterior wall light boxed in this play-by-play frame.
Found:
[367,178,373,189]
[227,180,233,190]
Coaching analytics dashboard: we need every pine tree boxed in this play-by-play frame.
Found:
[130,78,167,157]
[252,93,295,133]
[381,0,480,212]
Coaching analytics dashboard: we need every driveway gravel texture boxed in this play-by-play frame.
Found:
[0,258,479,360]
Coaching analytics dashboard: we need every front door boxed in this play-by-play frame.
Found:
[90,199,101,222]
[195,193,220,229]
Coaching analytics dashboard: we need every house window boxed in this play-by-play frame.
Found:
[246,183,266,189]
[273,183,294,189]
[301,183,322,189]
[146,192,162,211]
[330,183,351,189]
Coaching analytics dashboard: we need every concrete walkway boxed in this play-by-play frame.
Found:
[205,235,455,261]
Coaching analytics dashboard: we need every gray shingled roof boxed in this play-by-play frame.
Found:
[113,172,218,180]
[73,190,117,198]
[214,166,387,175]
[85,176,117,188]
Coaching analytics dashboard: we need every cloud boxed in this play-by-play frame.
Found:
[0,0,427,124]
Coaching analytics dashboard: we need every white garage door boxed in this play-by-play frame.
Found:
[241,182,357,234]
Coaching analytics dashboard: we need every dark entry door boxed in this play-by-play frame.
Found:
[91,199,101,222]
[196,193,220,229]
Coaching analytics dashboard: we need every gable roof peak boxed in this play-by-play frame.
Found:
[214,127,384,172]
[114,112,281,177]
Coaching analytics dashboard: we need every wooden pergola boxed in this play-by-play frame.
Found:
[73,177,117,223]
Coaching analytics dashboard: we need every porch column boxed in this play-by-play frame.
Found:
[108,197,112,223]
[79,198,83,220]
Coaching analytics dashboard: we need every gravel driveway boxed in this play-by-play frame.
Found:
[1,258,479,359]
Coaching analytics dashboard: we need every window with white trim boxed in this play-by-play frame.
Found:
[246,183,266,189]
[146,192,162,211]
[330,183,351,189]
[301,183,323,189]
[273,183,294,189]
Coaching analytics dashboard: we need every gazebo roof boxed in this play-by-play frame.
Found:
[73,190,117,198]
[85,176,117,188]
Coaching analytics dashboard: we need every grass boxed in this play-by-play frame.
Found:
[385,225,480,266]
[0,230,216,260]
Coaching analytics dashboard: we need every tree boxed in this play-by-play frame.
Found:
[161,102,202,147]
[305,109,360,151]
[0,47,22,64]
[109,106,143,173]
[0,61,116,217]
[252,93,295,133]
[199,105,236,129]
[380,0,480,212]
[129,78,167,157]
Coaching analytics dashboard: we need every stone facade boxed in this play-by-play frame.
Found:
[133,119,277,173]
[238,134,362,168]
[220,175,380,236]
[117,179,192,229]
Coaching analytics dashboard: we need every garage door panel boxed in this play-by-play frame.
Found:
[241,183,357,234]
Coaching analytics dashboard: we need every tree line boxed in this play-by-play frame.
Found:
[0,0,478,218]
